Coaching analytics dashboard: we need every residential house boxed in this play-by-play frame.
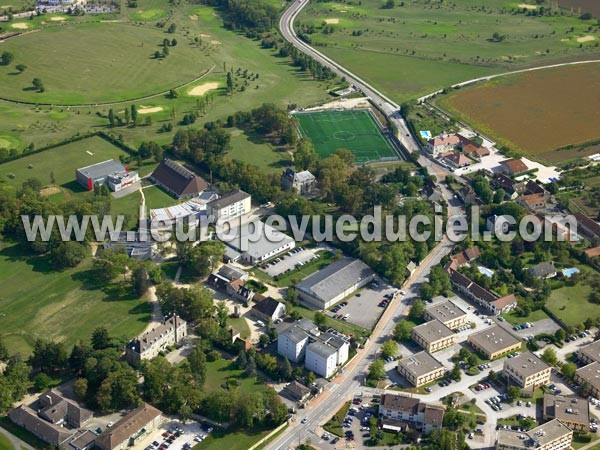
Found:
[426,134,460,157]
[462,142,490,159]
[449,269,517,315]
[517,193,547,213]
[281,168,317,194]
[296,257,374,310]
[500,158,529,177]
[584,246,600,259]
[467,325,521,359]
[491,173,519,199]
[396,351,445,387]
[487,215,511,233]
[226,279,255,304]
[125,315,187,366]
[443,152,472,169]
[543,394,589,432]
[277,319,318,363]
[283,381,311,405]
[503,352,551,389]
[150,158,208,198]
[378,393,444,434]
[528,262,557,279]
[251,297,286,322]
[95,403,162,450]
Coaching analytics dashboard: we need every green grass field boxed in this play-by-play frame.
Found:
[501,309,550,325]
[0,242,150,356]
[546,280,598,327]
[0,432,13,450]
[297,0,600,102]
[294,109,397,163]
[0,136,131,193]
[0,22,212,104]
[227,130,291,174]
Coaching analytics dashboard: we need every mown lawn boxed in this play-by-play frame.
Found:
[0,136,130,193]
[0,242,150,355]
[0,432,13,450]
[500,309,550,326]
[546,281,598,328]
[192,427,274,450]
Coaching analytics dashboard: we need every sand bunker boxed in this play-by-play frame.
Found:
[188,82,219,96]
[189,14,198,20]
[1,5,12,8]
[518,3,537,9]
[210,40,221,45]
[11,22,29,29]
[324,18,339,24]
[40,186,61,196]
[577,35,596,43]
[199,33,211,38]
[138,106,163,114]
[50,16,65,21]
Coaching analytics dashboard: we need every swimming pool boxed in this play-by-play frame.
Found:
[562,267,580,277]
[477,266,495,278]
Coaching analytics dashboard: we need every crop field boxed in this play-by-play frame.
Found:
[0,242,150,356]
[437,63,600,162]
[0,136,131,193]
[294,109,397,163]
[0,22,212,104]
[559,0,600,18]
[297,0,600,102]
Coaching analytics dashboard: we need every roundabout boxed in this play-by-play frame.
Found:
[0,22,212,105]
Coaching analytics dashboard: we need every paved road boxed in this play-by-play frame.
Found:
[0,426,35,450]
[279,0,420,156]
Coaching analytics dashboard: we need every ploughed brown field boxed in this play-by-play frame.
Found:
[439,63,600,162]
[559,0,600,18]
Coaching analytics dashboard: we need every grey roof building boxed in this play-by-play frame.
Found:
[296,257,375,309]
[76,159,138,192]
[528,261,557,279]
[577,339,600,365]
[397,351,446,387]
[282,168,316,195]
[411,319,456,353]
[221,221,295,264]
[467,325,521,359]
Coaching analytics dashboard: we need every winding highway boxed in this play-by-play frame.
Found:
[279,0,421,156]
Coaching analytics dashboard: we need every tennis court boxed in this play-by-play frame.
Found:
[293,109,398,164]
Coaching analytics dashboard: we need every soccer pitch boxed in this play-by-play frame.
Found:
[294,109,398,164]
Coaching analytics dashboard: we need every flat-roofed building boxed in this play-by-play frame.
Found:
[575,362,600,398]
[468,325,521,360]
[423,297,468,330]
[496,419,572,450]
[397,351,445,387]
[220,220,295,264]
[296,257,374,310]
[76,159,138,192]
[504,352,551,389]
[379,393,444,434]
[577,340,600,365]
[543,394,589,432]
[411,319,456,353]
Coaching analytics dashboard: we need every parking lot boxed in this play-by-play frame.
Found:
[327,278,398,330]
[260,247,326,277]
[132,419,208,450]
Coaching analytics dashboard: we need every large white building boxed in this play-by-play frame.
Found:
[296,257,374,310]
[207,190,251,223]
[277,319,349,378]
